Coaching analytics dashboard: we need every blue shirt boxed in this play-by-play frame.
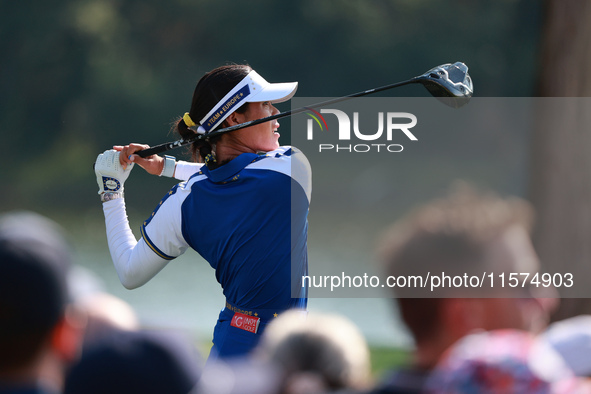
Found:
[141,147,311,313]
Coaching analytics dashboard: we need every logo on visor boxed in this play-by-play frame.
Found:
[202,84,251,133]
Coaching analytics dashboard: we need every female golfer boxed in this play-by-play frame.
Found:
[94,64,311,359]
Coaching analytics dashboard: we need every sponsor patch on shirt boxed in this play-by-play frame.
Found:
[230,312,261,334]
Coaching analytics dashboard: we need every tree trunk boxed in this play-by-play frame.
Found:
[530,0,591,321]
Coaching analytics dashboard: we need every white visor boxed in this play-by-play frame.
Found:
[198,70,298,134]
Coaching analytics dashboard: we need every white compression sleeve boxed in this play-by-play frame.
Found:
[174,161,203,181]
[102,198,172,289]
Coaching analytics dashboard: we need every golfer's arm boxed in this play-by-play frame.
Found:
[174,161,203,181]
[103,198,171,289]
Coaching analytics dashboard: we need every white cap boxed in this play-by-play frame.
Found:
[539,315,591,377]
[244,70,298,104]
[198,70,298,134]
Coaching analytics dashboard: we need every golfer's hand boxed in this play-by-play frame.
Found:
[113,144,164,175]
[95,150,133,195]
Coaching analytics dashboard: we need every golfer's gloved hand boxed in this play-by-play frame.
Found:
[95,149,134,195]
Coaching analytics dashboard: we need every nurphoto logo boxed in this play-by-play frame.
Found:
[305,109,418,153]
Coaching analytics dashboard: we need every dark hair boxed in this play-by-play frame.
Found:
[177,64,252,167]
[64,329,202,394]
[0,212,71,372]
[378,183,534,342]
[397,298,442,344]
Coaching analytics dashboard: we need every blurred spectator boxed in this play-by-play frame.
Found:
[0,211,86,394]
[539,315,591,378]
[76,292,139,345]
[371,185,551,393]
[195,357,281,394]
[64,329,202,394]
[195,311,371,394]
[425,329,583,393]
[67,263,140,345]
[255,310,371,393]
[62,237,201,393]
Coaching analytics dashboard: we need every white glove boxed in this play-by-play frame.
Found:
[95,150,134,195]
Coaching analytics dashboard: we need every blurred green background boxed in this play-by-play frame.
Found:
[1,0,550,373]
[0,0,542,215]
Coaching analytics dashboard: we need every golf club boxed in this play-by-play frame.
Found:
[137,62,473,158]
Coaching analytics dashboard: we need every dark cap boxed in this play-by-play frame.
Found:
[0,211,72,369]
[64,329,202,394]
[0,212,70,330]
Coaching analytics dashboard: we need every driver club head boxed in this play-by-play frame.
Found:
[416,62,473,108]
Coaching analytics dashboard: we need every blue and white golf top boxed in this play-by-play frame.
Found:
[140,146,311,311]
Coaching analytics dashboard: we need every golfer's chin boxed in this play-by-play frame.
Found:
[262,136,281,152]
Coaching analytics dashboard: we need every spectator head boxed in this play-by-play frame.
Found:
[76,292,139,344]
[256,310,371,393]
[0,211,85,388]
[426,329,582,393]
[64,329,202,394]
[378,184,549,366]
